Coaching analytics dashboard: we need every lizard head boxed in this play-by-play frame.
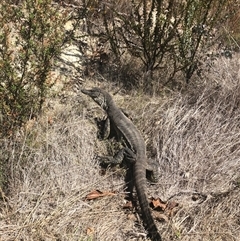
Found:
[81,87,111,111]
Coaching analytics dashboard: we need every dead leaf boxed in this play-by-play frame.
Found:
[123,200,133,209]
[150,197,167,211]
[86,189,115,200]
[86,227,94,235]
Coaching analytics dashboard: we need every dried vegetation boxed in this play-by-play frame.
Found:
[0,1,240,241]
[1,54,240,240]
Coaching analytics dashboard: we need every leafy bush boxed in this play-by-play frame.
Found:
[0,0,68,137]
[80,0,230,88]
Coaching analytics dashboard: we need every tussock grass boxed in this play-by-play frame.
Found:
[0,99,136,240]
[122,55,240,240]
[1,55,240,240]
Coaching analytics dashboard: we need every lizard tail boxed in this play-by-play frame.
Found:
[134,163,162,241]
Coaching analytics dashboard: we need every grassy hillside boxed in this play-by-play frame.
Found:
[0,1,240,240]
[0,53,239,240]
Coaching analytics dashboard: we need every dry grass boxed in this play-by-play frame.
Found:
[1,54,240,240]
[0,98,136,241]
[124,55,240,240]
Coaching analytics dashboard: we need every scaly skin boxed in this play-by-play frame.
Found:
[82,88,162,241]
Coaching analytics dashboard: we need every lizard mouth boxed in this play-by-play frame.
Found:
[81,88,101,99]
[81,89,91,95]
[81,89,97,99]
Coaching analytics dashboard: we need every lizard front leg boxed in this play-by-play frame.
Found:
[98,146,136,166]
[95,116,110,140]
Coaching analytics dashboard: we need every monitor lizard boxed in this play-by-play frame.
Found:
[82,87,162,241]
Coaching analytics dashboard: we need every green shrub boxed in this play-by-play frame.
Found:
[0,0,68,137]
